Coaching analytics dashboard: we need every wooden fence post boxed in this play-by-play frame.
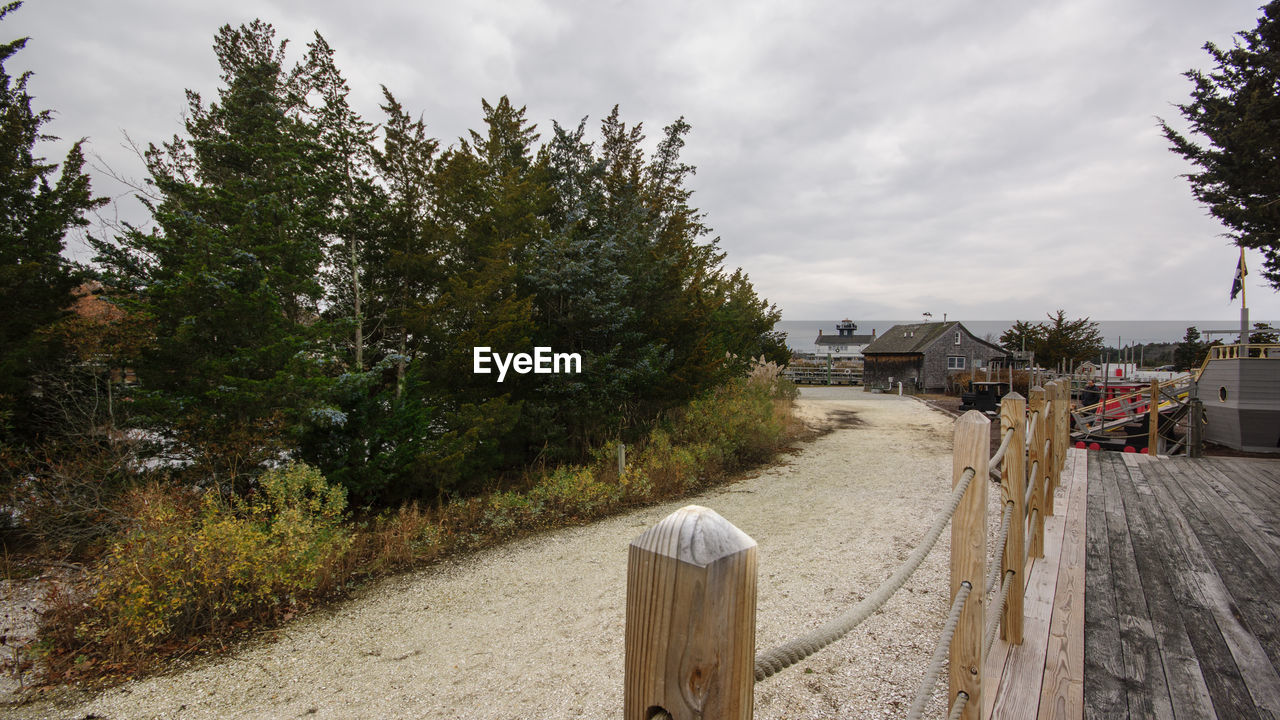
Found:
[999,393,1026,645]
[1044,382,1061,517]
[625,506,757,720]
[1027,387,1047,559]
[1148,379,1160,456]
[951,411,989,720]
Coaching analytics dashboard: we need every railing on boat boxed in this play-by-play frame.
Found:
[623,382,1073,719]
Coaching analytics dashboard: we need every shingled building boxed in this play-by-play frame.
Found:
[862,321,1009,392]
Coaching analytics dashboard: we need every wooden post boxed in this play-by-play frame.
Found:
[951,411,989,720]
[619,443,627,477]
[625,506,757,720]
[999,393,1026,645]
[1148,379,1160,456]
[1041,382,1058,518]
[1027,387,1047,559]
[1189,397,1204,458]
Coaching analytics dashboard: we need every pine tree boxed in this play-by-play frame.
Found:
[1174,326,1205,371]
[92,20,336,480]
[1161,1,1280,289]
[0,1,106,439]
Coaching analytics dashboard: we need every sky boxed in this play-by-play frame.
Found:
[8,0,1279,322]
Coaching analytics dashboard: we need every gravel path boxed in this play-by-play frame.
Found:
[11,387,971,720]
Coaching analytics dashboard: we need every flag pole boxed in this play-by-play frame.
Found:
[1240,246,1249,344]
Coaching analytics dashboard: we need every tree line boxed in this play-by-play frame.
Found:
[1,13,787,510]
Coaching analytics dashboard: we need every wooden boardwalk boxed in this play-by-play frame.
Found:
[985,449,1280,719]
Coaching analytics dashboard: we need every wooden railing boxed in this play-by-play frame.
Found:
[622,381,1072,719]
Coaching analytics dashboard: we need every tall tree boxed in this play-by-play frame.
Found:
[0,1,106,439]
[93,20,336,481]
[1161,1,1280,289]
[1174,325,1204,371]
[1000,312,1101,370]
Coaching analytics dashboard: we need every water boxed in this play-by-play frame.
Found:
[777,319,1279,355]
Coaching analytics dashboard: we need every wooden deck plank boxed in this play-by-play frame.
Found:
[1143,459,1280,717]
[1163,459,1280,665]
[1133,457,1263,719]
[988,473,1071,719]
[1104,453,1216,720]
[1038,450,1086,720]
[1209,460,1280,535]
[1196,463,1280,572]
[1100,454,1175,720]
[1083,452,1126,720]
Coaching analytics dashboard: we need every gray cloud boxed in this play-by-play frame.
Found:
[7,0,1276,322]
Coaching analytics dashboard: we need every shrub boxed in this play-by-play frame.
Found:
[62,463,350,663]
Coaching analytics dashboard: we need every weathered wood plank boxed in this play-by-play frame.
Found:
[1037,450,1086,720]
[1131,458,1262,719]
[1103,453,1217,720]
[1196,463,1280,572]
[1082,452,1126,720]
[1143,459,1280,718]
[1098,454,1176,720]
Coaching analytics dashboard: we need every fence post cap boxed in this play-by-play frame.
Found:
[1001,391,1026,401]
[956,409,991,427]
[631,505,756,567]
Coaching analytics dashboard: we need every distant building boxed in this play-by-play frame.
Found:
[862,321,1010,392]
[813,319,876,359]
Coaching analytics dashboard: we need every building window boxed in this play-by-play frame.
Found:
[955,331,962,345]
[947,356,965,370]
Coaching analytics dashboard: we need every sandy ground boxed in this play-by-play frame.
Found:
[7,387,981,720]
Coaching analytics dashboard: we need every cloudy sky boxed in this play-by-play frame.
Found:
[8,0,1279,322]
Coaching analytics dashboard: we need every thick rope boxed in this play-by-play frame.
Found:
[1024,412,1039,450]
[1025,459,1039,507]
[985,503,1014,594]
[984,569,1016,656]
[989,426,1015,469]
[948,691,970,720]
[905,581,972,720]
[754,467,978,682]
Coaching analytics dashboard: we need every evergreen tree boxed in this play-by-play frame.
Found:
[1248,322,1279,344]
[1174,326,1205,371]
[93,20,336,481]
[999,320,1044,355]
[1000,312,1101,370]
[0,1,106,439]
[1161,1,1280,289]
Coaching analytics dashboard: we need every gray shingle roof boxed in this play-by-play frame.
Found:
[862,322,962,354]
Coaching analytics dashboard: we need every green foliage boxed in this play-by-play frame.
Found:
[1249,322,1279,344]
[1161,1,1280,289]
[1000,311,1102,370]
[84,21,786,506]
[91,21,339,481]
[0,2,107,441]
[1175,326,1205,371]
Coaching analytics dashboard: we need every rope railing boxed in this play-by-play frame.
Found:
[985,503,1014,594]
[753,466,978,682]
[984,569,1016,656]
[623,380,1071,720]
[905,581,972,720]
[989,426,1015,470]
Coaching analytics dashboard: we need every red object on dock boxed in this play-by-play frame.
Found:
[1124,446,1136,453]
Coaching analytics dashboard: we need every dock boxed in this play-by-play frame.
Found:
[985,449,1280,719]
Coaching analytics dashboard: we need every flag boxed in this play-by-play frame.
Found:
[1231,253,1247,301]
